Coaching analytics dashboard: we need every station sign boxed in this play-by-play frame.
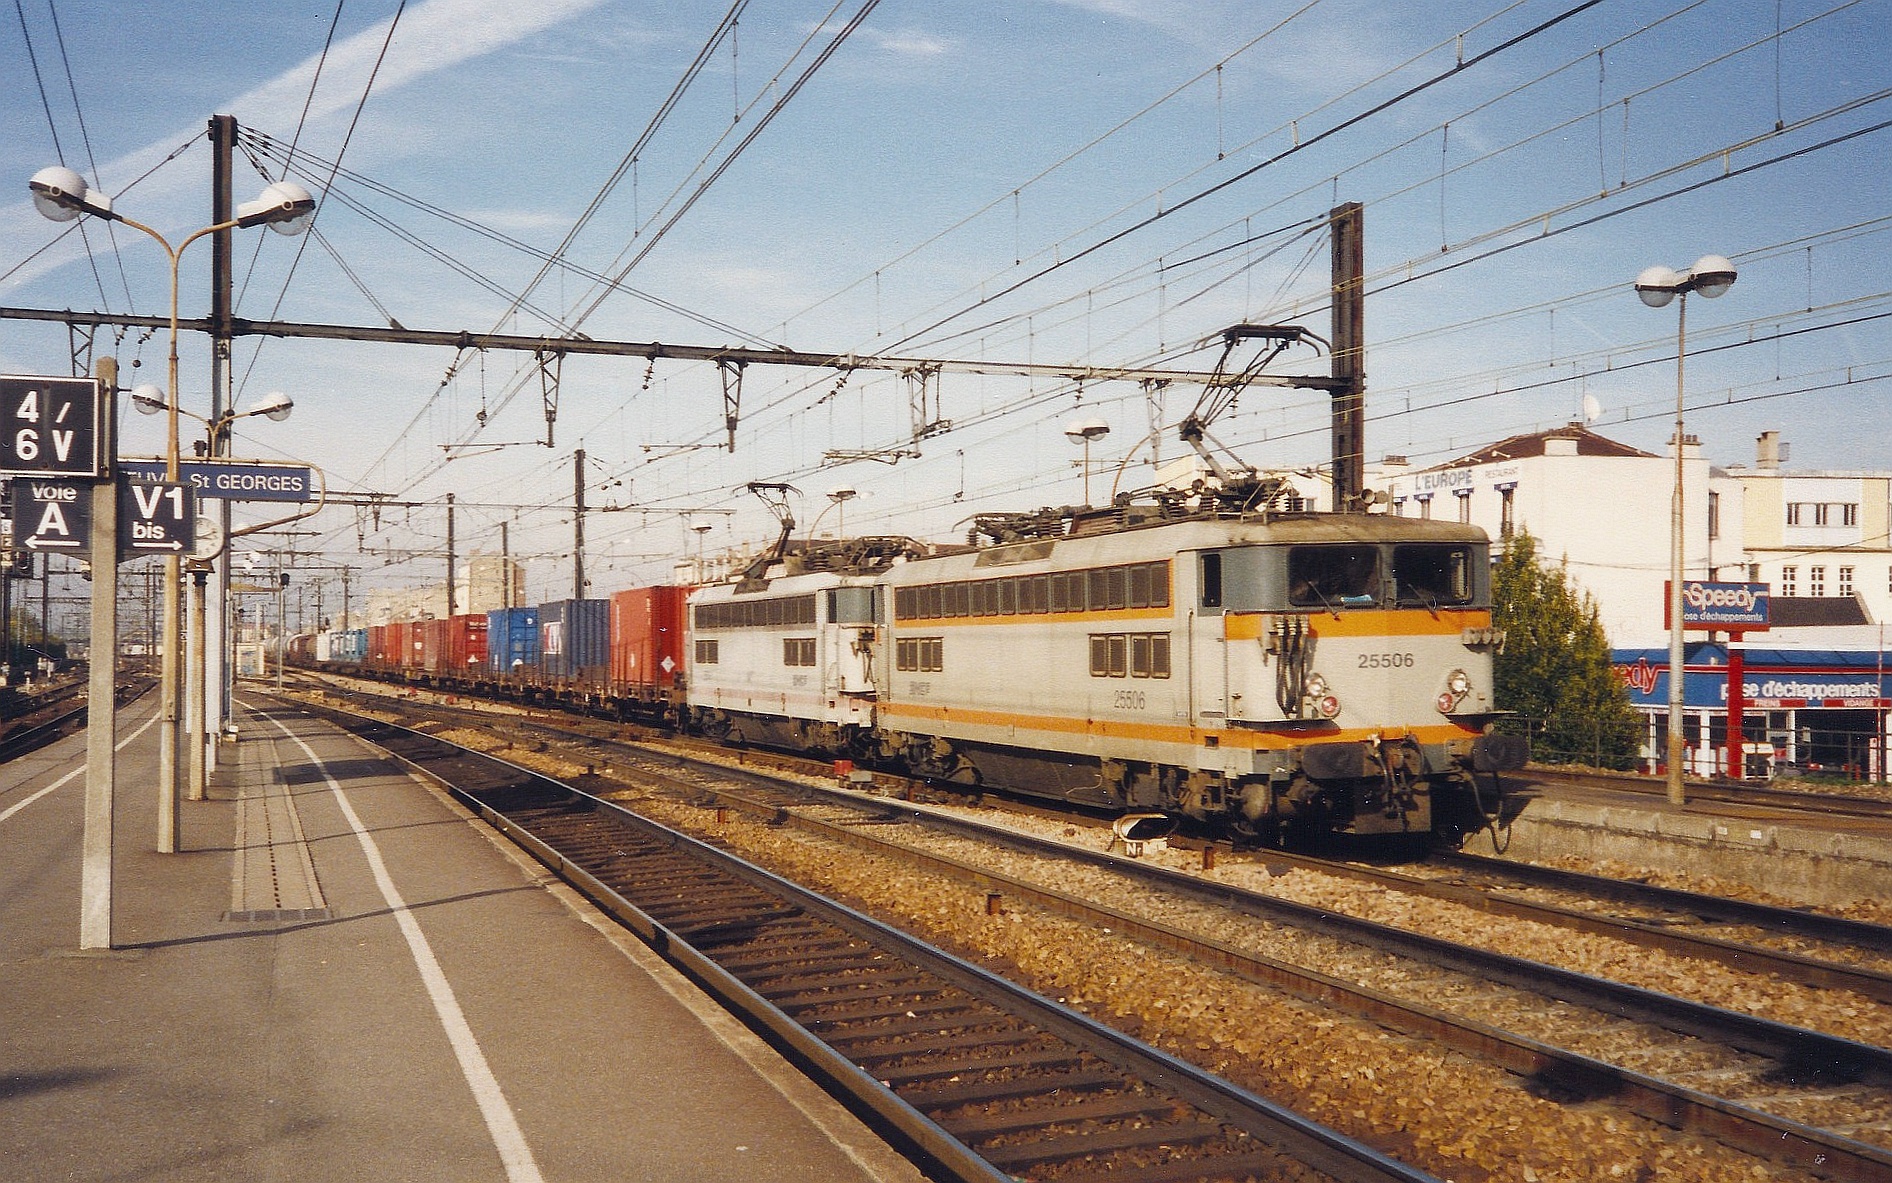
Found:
[10,477,92,553]
[0,375,106,478]
[117,459,313,503]
[118,480,195,556]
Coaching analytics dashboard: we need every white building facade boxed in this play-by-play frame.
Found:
[1375,425,1710,650]
[1382,426,1889,779]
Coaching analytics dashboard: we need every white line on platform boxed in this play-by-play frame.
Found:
[256,710,546,1183]
[0,710,160,825]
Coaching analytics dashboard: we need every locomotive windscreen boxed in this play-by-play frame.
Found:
[1392,543,1478,607]
[1287,545,1380,608]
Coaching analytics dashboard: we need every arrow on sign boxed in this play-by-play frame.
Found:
[119,479,195,557]
[10,480,91,553]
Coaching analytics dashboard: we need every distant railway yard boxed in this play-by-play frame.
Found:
[283,671,1892,1182]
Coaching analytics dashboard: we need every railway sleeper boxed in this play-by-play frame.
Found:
[821,1017,1035,1051]
[873,1046,1087,1087]
[1045,1148,1299,1183]
[800,995,991,1028]
[933,1091,1192,1139]
[898,1066,1125,1108]
[840,1027,1052,1061]
[976,1118,1238,1174]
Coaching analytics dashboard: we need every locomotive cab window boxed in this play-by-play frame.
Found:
[1287,545,1380,608]
[1392,544,1477,607]
[827,586,877,624]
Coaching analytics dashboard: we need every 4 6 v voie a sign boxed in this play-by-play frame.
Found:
[0,375,106,478]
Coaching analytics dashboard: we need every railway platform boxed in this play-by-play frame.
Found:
[0,694,925,1183]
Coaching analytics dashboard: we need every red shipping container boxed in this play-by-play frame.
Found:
[610,585,690,693]
[417,618,449,674]
[387,621,421,671]
[367,624,389,669]
[446,613,489,674]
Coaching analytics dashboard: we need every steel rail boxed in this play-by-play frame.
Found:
[302,698,1439,1183]
[611,746,1892,1182]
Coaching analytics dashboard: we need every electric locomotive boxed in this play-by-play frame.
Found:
[680,476,1525,842]
[873,496,1524,839]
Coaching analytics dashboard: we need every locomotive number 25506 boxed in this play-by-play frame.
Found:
[1358,652,1416,668]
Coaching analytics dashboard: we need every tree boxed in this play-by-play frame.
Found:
[1491,531,1641,768]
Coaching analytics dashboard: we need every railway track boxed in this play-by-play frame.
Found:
[291,679,1892,1177]
[1210,845,1892,1003]
[606,749,1892,1180]
[1526,765,1892,820]
[294,696,1437,1183]
[0,676,156,762]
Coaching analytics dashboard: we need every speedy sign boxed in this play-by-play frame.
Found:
[0,375,105,478]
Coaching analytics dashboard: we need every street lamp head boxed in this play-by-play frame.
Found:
[1633,264,1681,308]
[28,165,112,222]
[1064,416,1110,444]
[235,181,316,235]
[249,390,294,422]
[827,484,857,504]
[1686,254,1737,299]
[130,383,170,416]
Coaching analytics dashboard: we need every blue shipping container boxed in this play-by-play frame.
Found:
[340,627,368,663]
[537,598,609,683]
[487,606,541,675]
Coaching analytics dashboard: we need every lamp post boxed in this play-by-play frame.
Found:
[130,386,293,803]
[1634,254,1737,806]
[1064,417,1110,505]
[31,165,314,852]
[823,485,858,538]
[691,522,713,581]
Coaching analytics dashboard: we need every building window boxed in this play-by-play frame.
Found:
[1498,486,1516,539]
[895,636,942,672]
[695,639,719,664]
[1844,503,1860,526]
[1416,493,1433,520]
[1787,503,1804,526]
[1781,566,1797,596]
[1839,566,1855,597]
[1455,488,1472,523]
[783,637,817,666]
[1809,566,1825,597]
[1707,491,1719,540]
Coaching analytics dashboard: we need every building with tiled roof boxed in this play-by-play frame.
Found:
[1374,423,1708,650]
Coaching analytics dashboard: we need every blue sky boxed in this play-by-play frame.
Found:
[4,0,1890,606]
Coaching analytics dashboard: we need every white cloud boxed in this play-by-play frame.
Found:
[4,0,606,286]
[864,28,953,57]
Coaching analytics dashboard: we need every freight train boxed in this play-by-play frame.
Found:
[300,484,1526,843]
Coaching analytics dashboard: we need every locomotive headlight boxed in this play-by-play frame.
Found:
[1438,668,1473,715]
[1303,674,1341,718]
